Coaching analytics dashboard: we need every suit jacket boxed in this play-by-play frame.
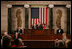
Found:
[32,25,38,29]
[38,25,43,30]
[36,25,38,29]
[17,29,22,34]
[56,29,64,34]
[3,36,11,48]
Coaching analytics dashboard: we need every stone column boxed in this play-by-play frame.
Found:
[66,5,71,34]
[48,4,54,29]
[23,7,25,29]
[24,4,30,29]
[28,5,31,29]
[7,4,12,34]
[47,5,49,29]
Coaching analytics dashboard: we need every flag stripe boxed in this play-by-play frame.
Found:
[44,7,45,24]
[41,7,42,24]
[31,7,47,27]
[33,19,34,25]
[36,19,37,24]
[46,7,47,25]
[42,8,43,24]
[43,7,44,24]
[32,19,33,25]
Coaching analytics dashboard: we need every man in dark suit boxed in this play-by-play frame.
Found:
[2,32,11,48]
[37,22,43,30]
[56,26,64,34]
[13,32,24,47]
[32,23,37,29]
[13,32,21,46]
[38,24,43,30]
[17,27,22,34]
[36,24,38,29]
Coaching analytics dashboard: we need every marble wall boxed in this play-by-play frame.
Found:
[53,7,67,34]
[11,7,25,31]
[1,1,71,34]
[1,3,8,32]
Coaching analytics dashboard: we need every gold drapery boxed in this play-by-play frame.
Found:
[16,9,22,27]
[56,9,62,28]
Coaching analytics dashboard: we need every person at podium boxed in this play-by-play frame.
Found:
[42,24,46,29]
[56,25,64,34]
[32,23,37,29]
[38,22,43,30]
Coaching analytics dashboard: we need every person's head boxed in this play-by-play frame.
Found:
[15,32,18,36]
[42,24,44,27]
[18,26,21,29]
[34,23,36,26]
[3,32,8,36]
[38,21,40,23]
[55,39,58,42]
[44,24,46,26]
[59,25,61,29]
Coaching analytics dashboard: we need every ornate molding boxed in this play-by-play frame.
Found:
[48,4,54,8]
[66,5,71,8]
[7,4,12,8]
[24,4,30,8]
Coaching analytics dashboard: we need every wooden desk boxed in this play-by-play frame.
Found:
[24,29,54,35]
[10,29,71,48]
[23,41,55,48]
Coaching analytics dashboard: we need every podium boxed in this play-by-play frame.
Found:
[24,29,54,35]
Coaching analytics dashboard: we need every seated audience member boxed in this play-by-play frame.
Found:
[56,25,64,34]
[55,39,59,48]
[62,33,71,48]
[42,24,46,29]
[2,32,11,48]
[17,27,22,34]
[55,39,65,48]
[13,32,21,41]
[62,33,67,42]
[12,32,24,48]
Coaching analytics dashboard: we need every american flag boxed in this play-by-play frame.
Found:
[31,7,47,26]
